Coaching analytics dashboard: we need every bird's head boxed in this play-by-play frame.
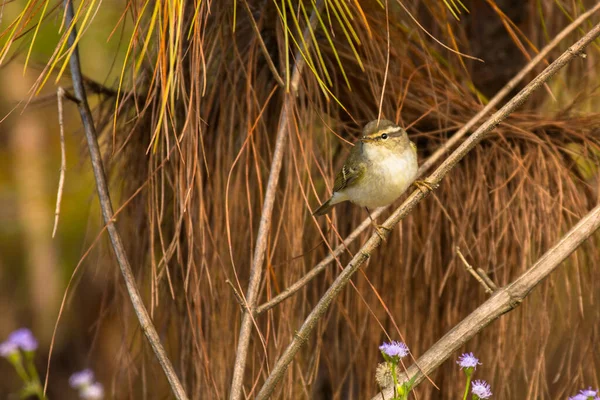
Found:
[360,119,409,151]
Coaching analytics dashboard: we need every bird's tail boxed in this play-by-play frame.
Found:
[313,198,334,216]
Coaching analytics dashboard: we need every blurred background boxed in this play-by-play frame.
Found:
[0,0,599,399]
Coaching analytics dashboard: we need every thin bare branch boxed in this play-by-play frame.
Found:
[52,87,67,238]
[228,2,324,399]
[254,3,600,314]
[60,1,188,399]
[255,22,600,400]
[477,268,498,292]
[457,247,493,294]
[372,202,600,399]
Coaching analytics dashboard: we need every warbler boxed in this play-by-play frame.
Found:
[313,119,419,216]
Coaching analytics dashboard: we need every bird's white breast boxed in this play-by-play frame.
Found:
[343,143,418,208]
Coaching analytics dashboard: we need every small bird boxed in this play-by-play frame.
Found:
[313,119,419,216]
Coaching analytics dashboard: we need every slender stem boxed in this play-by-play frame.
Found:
[25,352,40,385]
[462,373,472,400]
[24,352,46,400]
[9,356,29,383]
[60,1,188,399]
[256,22,600,400]
[228,2,324,399]
[372,202,600,399]
[391,362,398,398]
[254,2,600,315]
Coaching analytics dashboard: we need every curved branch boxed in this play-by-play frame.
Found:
[61,1,188,399]
[372,203,600,399]
[255,22,600,400]
[254,2,600,315]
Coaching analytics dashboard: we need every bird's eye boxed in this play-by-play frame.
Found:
[381,133,388,140]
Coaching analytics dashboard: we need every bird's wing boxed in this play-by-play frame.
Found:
[332,162,364,193]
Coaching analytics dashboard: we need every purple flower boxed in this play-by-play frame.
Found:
[69,369,95,389]
[457,352,481,370]
[80,382,104,399]
[8,328,38,352]
[580,388,599,397]
[570,388,600,400]
[569,395,588,400]
[472,380,492,399]
[0,340,19,358]
[379,341,409,358]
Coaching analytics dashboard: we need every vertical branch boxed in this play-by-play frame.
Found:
[62,1,188,399]
[228,2,324,399]
[254,22,600,400]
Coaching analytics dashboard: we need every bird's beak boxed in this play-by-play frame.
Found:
[361,136,373,143]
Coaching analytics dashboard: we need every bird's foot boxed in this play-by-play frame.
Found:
[413,179,438,195]
[364,207,390,241]
[373,224,391,241]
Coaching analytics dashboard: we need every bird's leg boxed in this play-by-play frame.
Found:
[413,179,438,195]
[365,207,390,241]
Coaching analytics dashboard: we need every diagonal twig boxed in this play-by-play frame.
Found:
[60,1,188,399]
[255,21,600,400]
[456,247,494,294]
[228,2,324,399]
[254,3,600,315]
[477,268,498,292]
[372,202,600,399]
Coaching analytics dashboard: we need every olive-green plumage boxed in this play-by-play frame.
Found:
[313,119,418,216]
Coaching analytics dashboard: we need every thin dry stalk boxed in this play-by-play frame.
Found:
[255,22,600,400]
[372,202,600,399]
[52,87,67,238]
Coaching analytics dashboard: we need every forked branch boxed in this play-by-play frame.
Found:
[255,21,600,400]
[62,1,188,399]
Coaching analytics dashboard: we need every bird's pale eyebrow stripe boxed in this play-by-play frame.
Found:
[368,126,403,137]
